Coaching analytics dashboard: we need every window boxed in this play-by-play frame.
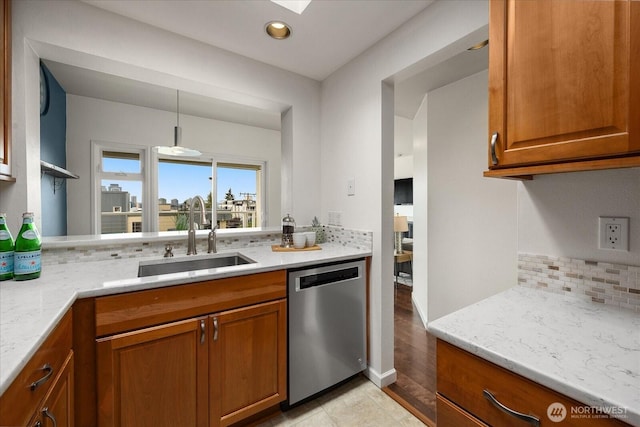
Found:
[157,158,213,231]
[92,143,147,234]
[215,163,262,229]
[92,142,266,234]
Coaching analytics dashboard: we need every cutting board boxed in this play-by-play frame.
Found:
[271,245,321,252]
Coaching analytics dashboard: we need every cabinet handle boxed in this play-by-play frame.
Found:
[32,421,42,427]
[42,407,58,427]
[200,319,205,344]
[29,364,53,391]
[213,317,218,341]
[490,132,499,165]
[483,389,540,427]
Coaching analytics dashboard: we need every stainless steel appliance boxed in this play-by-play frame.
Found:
[286,259,367,406]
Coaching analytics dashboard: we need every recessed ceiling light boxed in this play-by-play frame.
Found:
[265,21,292,40]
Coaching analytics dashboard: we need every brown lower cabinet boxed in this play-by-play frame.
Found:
[28,352,75,427]
[436,339,631,427]
[96,299,286,427]
[96,317,209,426]
[94,271,288,427]
[0,310,74,427]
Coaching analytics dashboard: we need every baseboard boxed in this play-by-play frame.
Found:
[365,366,397,388]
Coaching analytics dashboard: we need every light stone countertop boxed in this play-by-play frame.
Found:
[0,243,371,396]
[428,286,640,426]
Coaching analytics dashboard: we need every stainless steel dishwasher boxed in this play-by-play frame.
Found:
[286,259,367,406]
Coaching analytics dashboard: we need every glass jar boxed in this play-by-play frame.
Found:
[281,214,296,248]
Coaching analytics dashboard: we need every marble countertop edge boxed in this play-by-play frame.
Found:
[428,287,640,427]
[430,328,638,423]
[0,243,371,396]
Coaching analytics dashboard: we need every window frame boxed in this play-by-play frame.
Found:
[213,155,266,229]
[91,142,268,234]
[91,140,150,234]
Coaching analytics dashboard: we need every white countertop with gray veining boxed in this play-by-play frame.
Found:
[0,243,370,396]
[428,286,640,426]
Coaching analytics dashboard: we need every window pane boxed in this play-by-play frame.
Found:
[216,165,260,229]
[158,159,212,231]
[100,180,143,234]
[102,151,141,173]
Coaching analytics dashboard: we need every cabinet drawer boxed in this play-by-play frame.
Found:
[0,310,73,426]
[437,393,488,427]
[437,340,629,427]
[95,270,286,337]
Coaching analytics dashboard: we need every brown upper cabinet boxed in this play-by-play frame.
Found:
[0,0,12,182]
[485,0,640,179]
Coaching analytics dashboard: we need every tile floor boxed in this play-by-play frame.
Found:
[258,375,426,427]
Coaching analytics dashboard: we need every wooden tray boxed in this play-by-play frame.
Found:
[271,244,321,252]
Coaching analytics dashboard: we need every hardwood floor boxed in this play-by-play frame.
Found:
[383,284,437,426]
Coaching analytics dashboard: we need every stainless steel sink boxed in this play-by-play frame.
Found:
[138,253,256,277]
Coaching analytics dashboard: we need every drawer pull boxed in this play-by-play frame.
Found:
[29,364,53,391]
[213,317,218,341]
[42,407,58,427]
[490,132,499,165]
[483,389,540,426]
[200,319,205,344]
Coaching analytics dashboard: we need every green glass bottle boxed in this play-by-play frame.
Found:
[14,212,42,281]
[0,213,14,281]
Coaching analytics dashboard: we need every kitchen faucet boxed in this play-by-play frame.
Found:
[187,195,208,255]
[208,225,218,254]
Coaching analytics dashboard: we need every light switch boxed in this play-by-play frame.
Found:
[347,178,355,196]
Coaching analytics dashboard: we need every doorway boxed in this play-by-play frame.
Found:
[383,39,489,426]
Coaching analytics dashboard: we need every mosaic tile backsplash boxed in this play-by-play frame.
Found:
[42,226,373,266]
[518,253,640,312]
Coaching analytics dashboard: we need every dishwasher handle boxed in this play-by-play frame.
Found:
[298,266,360,290]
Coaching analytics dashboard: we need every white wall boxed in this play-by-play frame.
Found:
[3,0,320,233]
[320,1,490,386]
[65,95,281,235]
[518,168,640,266]
[411,95,429,324]
[426,70,518,321]
[394,115,413,179]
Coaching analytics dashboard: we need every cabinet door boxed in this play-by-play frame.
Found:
[209,299,287,427]
[489,0,640,168]
[96,317,209,427]
[0,0,11,181]
[37,351,75,427]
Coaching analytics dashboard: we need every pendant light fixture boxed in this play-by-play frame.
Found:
[156,90,202,157]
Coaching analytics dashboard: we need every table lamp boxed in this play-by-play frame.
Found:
[394,215,409,254]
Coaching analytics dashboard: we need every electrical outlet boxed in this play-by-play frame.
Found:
[599,217,629,251]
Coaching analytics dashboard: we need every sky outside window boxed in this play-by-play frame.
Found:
[103,158,257,204]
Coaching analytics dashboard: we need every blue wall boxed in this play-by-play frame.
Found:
[40,62,68,236]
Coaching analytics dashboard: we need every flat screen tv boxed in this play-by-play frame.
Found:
[394,178,413,205]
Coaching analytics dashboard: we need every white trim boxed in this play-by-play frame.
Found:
[365,366,397,388]
[213,156,267,228]
[91,140,148,234]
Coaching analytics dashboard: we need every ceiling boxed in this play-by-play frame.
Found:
[43,59,283,131]
[45,1,488,133]
[83,0,434,82]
